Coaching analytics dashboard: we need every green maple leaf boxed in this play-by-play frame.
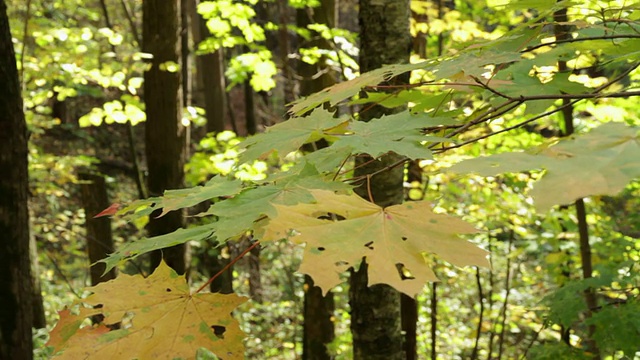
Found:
[237,108,348,163]
[448,122,640,211]
[117,176,243,220]
[289,62,429,115]
[48,261,246,360]
[260,190,489,296]
[300,145,354,173]
[333,111,454,160]
[204,167,351,242]
[101,224,217,273]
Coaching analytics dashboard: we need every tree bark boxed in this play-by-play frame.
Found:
[79,172,117,285]
[297,0,338,357]
[143,0,189,274]
[349,0,410,358]
[29,234,46,329]
[0,0,35,356]
[192,0,228,134]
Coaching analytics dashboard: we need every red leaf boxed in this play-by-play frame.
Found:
[94,203,120,218]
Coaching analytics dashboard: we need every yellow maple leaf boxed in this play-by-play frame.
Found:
[260,190,490,297]
[48,261,247,360]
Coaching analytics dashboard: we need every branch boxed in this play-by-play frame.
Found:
[522,34,640,53]
[195,240,261,294]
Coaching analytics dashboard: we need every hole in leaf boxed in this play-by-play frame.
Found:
[211,325,226,339]
[318,212,346,221]
[166,288,172,292]
[395,263,415,280]
[401,236,407,241]
[317,247,326,251]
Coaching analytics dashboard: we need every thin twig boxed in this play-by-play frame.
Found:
[332,153,353,181]
[497,231,515,360]
[471,266,485,360]
[195,240,261,294]
[119,0,141,46]
[523,34,640,53]
[365,175,374,203]
[44,249,83,299]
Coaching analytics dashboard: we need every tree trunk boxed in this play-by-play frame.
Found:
[143,0,189,274]
[192,0,228,134]
[79,172,117,285]
[297,0,338,357]
[0,0,35,356]
[205,244,233,294]
[29,234,46,329]
[303,275,335,360]
[244,76,257,135]
[349,0,411,358]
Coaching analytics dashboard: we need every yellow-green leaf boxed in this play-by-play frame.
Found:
[261,190,489,297]
[48,261,247,360]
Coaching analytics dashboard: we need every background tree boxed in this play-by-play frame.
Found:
[143,0,189,273]
[348,0,411,358]
[0,0,36,357]
[297,0,339,357]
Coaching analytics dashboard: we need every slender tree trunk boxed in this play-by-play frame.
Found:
[554,5,599,357]
[349,0,411,358]
[143,0,189,274]
[192,0,228,133]
[248,239,262,303]
[245,76,257,136]
[0,1,35,356]
[181,0,191,108]
[79,172,117,285]
[297,1,338,357]
[29,234,46,329]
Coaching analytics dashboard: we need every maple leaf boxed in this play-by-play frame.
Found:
[259,190,489,297]
[117,176,243,221]
[237,108,349,163]
[94,203,120,218]
[448,123,640,211]
[333,111,453,160]
[289,62,430,115]
[201,165,351,242]
[48,261,247,360]
[100,224,217,273]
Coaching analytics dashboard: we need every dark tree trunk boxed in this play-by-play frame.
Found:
[303,275,335,360]
[401,293,417,360]
[248,241,262,303]
[0,0,35,357]
[297,0,338,357]
[143,0,189,274]
[244,77,257,135]
[79,172,117,285]
[205,244,233,294]
[29,235,46,329]
[181,0,191,108]
[349,0,411,358]
[193,0,228,134]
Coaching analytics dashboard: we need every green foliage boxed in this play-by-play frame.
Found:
[24,0,640,357]
[448,123,640,211]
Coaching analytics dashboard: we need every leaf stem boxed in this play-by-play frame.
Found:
[195,239,261,294]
